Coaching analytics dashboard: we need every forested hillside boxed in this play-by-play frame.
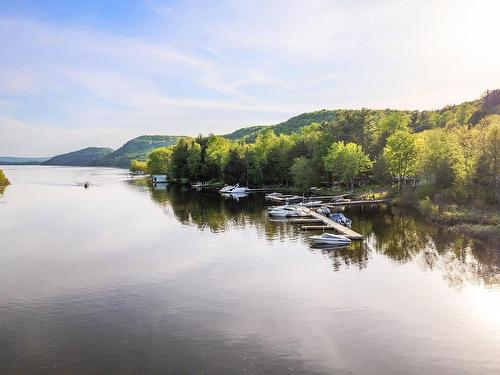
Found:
[98,135,180,167]
[43,147,114,166]
[43,135,181,168]
[141,90,500,208]
[225,99,482,142]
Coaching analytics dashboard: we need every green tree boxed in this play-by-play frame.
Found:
[474,120,500,203]
[129,159,148,173]
[383,130,418,187]
[417,129,458,189]
[290,157,317,191]
[372,154,392,185]
[187,141,202,181]
[205,136,232,179]
[147,147,172,175]
[170,138,192,180]
[223,146,248,184]
[323,141,372,190]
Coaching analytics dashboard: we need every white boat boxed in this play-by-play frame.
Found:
[231,185,248,193]
[268,206,305,217]
[310,233,351,245]
[219,183,248,194]
[300,200,322,207]
[219,184,237,193]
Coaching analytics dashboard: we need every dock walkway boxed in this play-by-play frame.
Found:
[325,198,391,207]
[298,207,363,240]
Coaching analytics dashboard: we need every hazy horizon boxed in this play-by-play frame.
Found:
[1,0,499,156]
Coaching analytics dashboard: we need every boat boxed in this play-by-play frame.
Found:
[219,183,248,194]
[268,205,305,217]
[231,185,248,193]
[310,233,351,245]
[316,207,331,217]
[219,184,237,193]
[330,213,352,227]
[300,200,322,207]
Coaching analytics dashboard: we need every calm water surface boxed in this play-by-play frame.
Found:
[0,166,499,374]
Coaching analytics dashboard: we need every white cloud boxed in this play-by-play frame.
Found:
[0,1,499,155]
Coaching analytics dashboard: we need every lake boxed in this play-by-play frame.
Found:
[0,166,499,374]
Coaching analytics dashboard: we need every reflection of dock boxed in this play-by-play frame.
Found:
[297,207,363,240]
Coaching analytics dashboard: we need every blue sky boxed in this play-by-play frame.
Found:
[1,0,499,156]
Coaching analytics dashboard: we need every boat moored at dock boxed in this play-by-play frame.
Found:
[310,233,351,246]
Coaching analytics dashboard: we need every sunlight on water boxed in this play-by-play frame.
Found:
[0,166,499,374]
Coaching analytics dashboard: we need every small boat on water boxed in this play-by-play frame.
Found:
[310,233,351,245]
[219,183,248,194]
[219,184,236,193]
[268,205,305,217]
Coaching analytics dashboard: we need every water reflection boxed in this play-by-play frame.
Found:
[139,183,500,289]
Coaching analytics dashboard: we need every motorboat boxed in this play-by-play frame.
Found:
[300,200,322,207]
[316,207,332,217]
[268,205,305,217]
[330,213,352,227]
[219,184,236,193]
[310,233,351,245]
[231,185,248,193]
[219,183,248,194]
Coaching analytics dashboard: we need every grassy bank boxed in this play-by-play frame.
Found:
[393,186,500,241]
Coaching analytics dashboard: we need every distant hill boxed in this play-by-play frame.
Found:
[27,91,500,169]
[0,156,49,165]
[98,135,181,167]
[225,110,351,141]
[42,147,114,166]
[224,99,490,142]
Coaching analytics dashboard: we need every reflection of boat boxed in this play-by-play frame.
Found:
[221,192,248,201]
[311,243,351,250]
[152,183,167,190]
[310,233,351,245]
[268,205,305,217]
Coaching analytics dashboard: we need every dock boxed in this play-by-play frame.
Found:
[297,207,363,240]
[325,198,391,207]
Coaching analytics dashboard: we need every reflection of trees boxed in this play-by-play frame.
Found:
[416,237,500,289]
[134,184,500,288]
[367,208,430,262]
[354,205,500,288]
[312,241,369,272]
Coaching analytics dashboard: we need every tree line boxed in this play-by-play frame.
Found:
[131,90,500,205]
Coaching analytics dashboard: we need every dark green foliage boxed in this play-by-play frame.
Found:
[223,149,247,184]
[42,147,114,166]
[482,89,500,109]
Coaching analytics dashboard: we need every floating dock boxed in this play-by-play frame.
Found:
[325,198,391,207]
[297,207,363,240]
